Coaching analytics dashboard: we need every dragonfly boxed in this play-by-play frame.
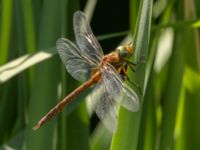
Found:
[33,11,140,132]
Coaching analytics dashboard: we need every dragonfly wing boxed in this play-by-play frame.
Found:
[101,63,140,112]
[73,11,104,64]
[120,83,140,112]
[56,38,97,82]
[89,83,119,132]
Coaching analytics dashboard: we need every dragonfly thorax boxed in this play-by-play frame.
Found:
[102,52,121,65]
[102,45,133,68]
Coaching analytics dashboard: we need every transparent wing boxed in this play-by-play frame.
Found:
[101,63,140,112]
[73,11,104,64]
[89,83,119,132]
[56,38,98,82]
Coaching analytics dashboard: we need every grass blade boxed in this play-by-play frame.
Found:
[110,0,153,149]
[25,0,61,149]
[0,0,13,64]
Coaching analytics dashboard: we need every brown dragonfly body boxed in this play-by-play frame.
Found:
[33,46,132,130]
[33,11,139,132]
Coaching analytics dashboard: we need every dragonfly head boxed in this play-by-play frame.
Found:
[116,44,133,59]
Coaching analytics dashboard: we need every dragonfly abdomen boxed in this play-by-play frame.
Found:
[33,71,101,130]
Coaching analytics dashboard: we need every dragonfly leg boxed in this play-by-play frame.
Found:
[119,66,142,95]
[117,66,123,73]
[127,56,146,72]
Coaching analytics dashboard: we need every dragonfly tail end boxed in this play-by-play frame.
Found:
[32,123,40,131]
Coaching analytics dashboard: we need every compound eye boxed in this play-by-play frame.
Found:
[120,50,129,58]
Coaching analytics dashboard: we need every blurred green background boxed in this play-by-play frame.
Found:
[0,0,200,150]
